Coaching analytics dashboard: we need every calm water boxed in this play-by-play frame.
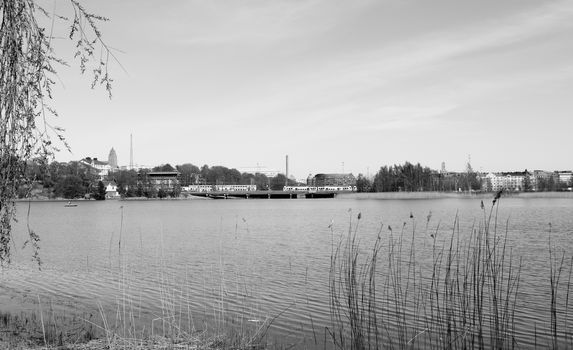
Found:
[2,196,573,348]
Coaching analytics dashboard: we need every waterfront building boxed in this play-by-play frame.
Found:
[533,170,553,183]
[104,180,119,198]
[146,171,180,190]
[484,171,532,192]
[557,171,573,185]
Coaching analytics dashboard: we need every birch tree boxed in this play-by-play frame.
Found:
[0,0,114,264]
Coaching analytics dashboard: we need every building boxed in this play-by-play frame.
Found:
[307,173,357,187]
[104,180,119,198]
[79,157,112,178]
[145,171,180,190]
[108,148,118,169]
[484,171,532,192]
[557,171,573,185]
[533,170,553,189]
[238,166,280,178]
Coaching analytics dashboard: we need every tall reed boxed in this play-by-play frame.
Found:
[328,194,571,349]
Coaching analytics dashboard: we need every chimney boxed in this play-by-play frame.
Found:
[285,155,289,185]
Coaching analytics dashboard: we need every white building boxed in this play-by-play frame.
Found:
[557,171,573,185]
[238,166,279,178]
[104,181,119,198]
[80,157,112,178]
[485,172,531,192]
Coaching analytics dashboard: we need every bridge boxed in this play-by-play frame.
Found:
[187,190,337,199]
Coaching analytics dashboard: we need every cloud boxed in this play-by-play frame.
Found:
[141,0,573,142]
[337,2,570,83]
[355,105,459,131]
[176,0,367,47]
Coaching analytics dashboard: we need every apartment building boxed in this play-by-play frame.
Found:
[484,171,532,192]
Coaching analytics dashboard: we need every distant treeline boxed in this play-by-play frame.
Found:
[358,162,572,193]
[19,160,296,199]
[356,161,481,193]
[18,159,572,199]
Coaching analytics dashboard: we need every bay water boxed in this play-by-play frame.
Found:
[2,195,572,348]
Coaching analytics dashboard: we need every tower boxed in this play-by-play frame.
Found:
[108,148,118,168]
[285,155,289,184]
[129,134,134,170]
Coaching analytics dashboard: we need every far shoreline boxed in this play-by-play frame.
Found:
[337,191,573,200]
[14,191,573,202]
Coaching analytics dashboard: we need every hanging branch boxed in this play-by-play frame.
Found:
[0,0,116,265]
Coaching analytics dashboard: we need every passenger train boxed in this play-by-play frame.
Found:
[282,186,356,192]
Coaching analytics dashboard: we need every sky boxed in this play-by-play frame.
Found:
[46,0,573,179]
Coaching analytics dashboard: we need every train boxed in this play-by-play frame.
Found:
[182,184,257,192]
[181,184,356,193]
[282,186,356,192]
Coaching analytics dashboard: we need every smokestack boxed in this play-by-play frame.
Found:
[285,155,289,185]
[130,134,133,169]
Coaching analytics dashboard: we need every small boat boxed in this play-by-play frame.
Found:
[64,201,78,207]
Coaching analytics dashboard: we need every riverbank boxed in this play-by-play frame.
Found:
[0,309,265,350]
[17,191,573,202]
[337,191,573,200]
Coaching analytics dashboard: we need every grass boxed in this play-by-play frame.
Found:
[328,193,573,349]
[0,308,97,349]
[1,223,273,349]
[0,262,273,350]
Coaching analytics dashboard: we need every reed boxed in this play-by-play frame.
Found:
[0,307,97,348]
[328,194,572,349]
[77,266,271,349]
[88,223,274,350]
[0,221,274,349]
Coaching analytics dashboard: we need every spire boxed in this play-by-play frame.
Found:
[108,147,118,168]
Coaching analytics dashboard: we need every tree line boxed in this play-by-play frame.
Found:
[19,160,297,199]
[355,161,482,193]
[19,159,573,199]
[356,162,573,193]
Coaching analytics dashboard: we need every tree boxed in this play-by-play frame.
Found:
[176,163,200,186]
[157,188,167,199]
[0,0,115,264]
[153,164,176,172]
[169,183,182,198]
[110,169,137,197]
[523,170,533,192]
[355,174,372,193]
[269,174,295,190]
[546,173,559,191]
[94,181,106,200]
[240,172,269,190]
[463,161,481,192]
[54,175,84,199]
